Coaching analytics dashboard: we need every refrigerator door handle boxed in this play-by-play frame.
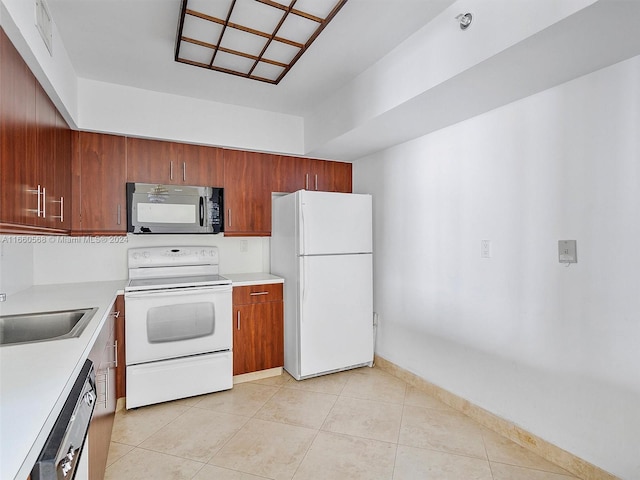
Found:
[300,196,306,255]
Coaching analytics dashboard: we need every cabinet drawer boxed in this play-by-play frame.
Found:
[233,283,283,305]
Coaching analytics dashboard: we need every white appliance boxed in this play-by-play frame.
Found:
[271,190,374,380]
[124,246,232,409]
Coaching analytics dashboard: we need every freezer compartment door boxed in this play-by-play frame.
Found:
[298,254,373,378]
[298,191,372,255]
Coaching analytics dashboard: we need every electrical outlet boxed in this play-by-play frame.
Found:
[240,240,248,253]
[558,240,577,263]
[481,240,491,258]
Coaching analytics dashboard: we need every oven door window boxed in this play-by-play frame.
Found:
[125,286,232,365]
[147,302,215,343]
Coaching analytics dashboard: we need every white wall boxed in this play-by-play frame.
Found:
[77,79,304,155]
[0,240,33,296]
[353,55,640,479]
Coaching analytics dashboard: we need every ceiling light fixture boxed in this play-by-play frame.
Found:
[455,13,473,30]
[175,0,349,84]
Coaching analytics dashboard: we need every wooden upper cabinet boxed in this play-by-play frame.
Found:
[270,155,352,194]
[309,159,352,193]
[126,137,184,185]
[223,149,272,236]
[1,28,71,233]
[126,138,223,186]
[51,110,72,230]
[1,28,36,228]
[181,143,224,187]
[73,131,127,234]
[271,155,308,193]
[34,82,57,229]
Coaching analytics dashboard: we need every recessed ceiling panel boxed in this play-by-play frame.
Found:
[229,0,284,35]
[178,41,214,65]
[219,28,268,58]
[175,0,349,84]
[187,0,230,19]
[251,62,286,82]
[277,14,319,45]
[212,50,255,75]
[262,41,299,65]
[293,0,340,19]
[182,15,223,45]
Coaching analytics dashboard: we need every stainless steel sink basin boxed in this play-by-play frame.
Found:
[0,307,98,346]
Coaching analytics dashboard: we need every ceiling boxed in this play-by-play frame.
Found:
[46,0,456,116]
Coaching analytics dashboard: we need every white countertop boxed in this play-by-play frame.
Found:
[224,273,284,286]
[0,280,127,480]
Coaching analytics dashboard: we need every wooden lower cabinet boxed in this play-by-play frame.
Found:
[87,299,119,480]
[233,283,284,376]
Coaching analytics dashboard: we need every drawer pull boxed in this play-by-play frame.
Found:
[249,291,269,296]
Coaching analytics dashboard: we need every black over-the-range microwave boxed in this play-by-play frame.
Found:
[126,182,223,234]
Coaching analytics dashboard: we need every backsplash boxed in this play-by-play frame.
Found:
[0,235,270,292]
[0,238,34,296]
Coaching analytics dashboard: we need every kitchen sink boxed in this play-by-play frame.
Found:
[0,307,98,346]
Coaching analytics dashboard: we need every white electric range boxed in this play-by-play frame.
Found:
[124,246,232,409]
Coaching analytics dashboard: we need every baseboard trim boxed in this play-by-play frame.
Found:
[116,397,126,412]
[374,355,618,480]
[233,367,283,384]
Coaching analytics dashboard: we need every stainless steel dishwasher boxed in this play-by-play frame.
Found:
[30,359,96,480]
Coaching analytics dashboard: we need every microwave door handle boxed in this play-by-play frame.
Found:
[199,197,205,227]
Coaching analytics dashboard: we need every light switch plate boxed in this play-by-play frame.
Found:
[558,240,577,263]
[481,240,491,258]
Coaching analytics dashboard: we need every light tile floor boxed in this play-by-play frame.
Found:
[106,366,581,480]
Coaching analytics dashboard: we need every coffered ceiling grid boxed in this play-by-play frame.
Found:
[175,0,349,84]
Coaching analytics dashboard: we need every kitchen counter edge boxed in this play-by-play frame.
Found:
[225,273,284,286]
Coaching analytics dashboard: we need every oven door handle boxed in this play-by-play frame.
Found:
[125,285,231,298]
[199,197,205,227]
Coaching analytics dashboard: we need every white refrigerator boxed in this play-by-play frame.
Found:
[271,190,374,380]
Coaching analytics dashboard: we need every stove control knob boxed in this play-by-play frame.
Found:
[144,252,150,258]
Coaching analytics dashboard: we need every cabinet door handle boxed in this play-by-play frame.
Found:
[27,185,42,217]
[28,185,42,217]
[111,310,120,318]
[170,161,174,180]
[305,173,309,190]
[52,197,64,223]
[182,162,186,181]
[51,197,64,223]
[315,174,318,191]
[112,340,118,368]
[117,204,122,225]
[228,209,232,227]
[236,311,240,330]
[250,291,269,296]
[42,187,46,218]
